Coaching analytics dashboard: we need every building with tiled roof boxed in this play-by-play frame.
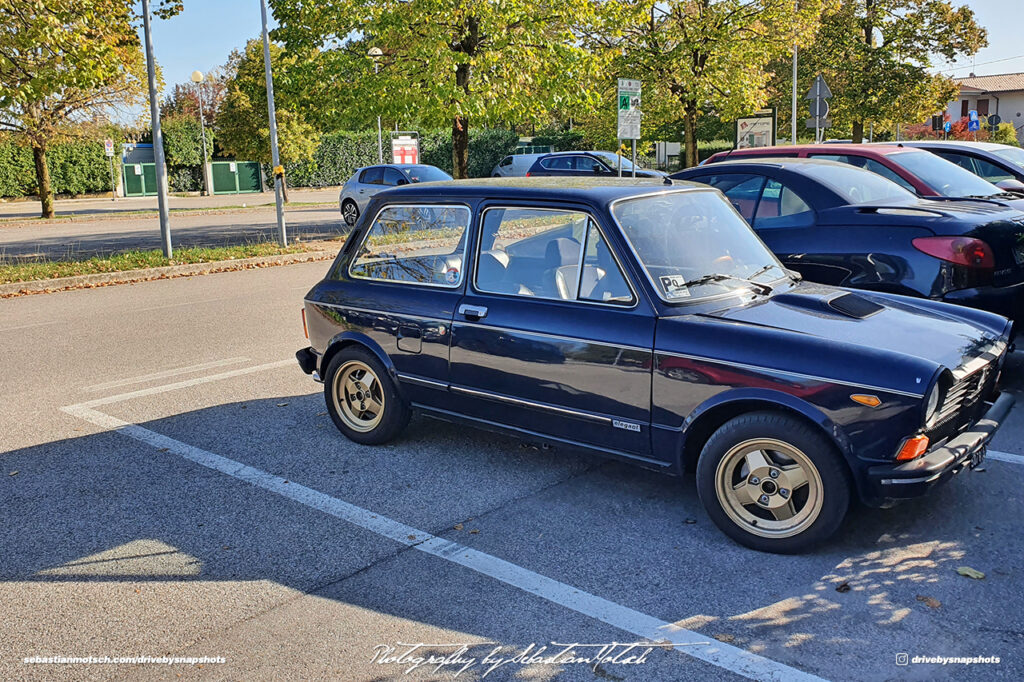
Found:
[944,72,1024,143]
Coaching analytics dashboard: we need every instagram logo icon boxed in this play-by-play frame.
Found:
[896,653,910,666]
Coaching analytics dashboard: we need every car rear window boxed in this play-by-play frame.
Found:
[806,163,917,205]
[402,166,452,183]
[349,205,470,287]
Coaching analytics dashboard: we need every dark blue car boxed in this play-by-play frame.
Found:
[673,158,1024,325]
[525,151,665,178]
[297,177,1013,553]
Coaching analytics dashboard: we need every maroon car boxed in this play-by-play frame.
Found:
[705,144,1024,210]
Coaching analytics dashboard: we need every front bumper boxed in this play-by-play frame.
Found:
[866,392,1014,500]
[296,347,323,381]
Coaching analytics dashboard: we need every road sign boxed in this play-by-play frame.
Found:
[104,138,114,157]
[616,78,641,140]
[805,74,832,101]
[968,109,978,122]
[805,118,832,129]
[931,115,943,131]
[968,119,980,132]
[735,108,776,149]
[391,133,419,164]
[943,121,952,133]
[809,98,830,118]
[988,114,1002,127]
[804,74,832,141]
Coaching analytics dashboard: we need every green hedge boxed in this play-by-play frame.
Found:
[271,127,521,188]
[0,136,123,198]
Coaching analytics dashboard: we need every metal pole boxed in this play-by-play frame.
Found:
[375,62,383,163]
[791,45,798,144]
[631,139,636,179]
[260,0,287,246]
[141,0,171,258]
[109,156,116,202]
[617,140,622,177]
[196,82,209,196]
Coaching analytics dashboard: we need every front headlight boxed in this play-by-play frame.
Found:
[924,382,942,428]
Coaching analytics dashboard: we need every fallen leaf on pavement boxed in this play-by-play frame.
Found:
[157,448,169,453]
[916,595,941,608]
[469,529,480,535]
[836,582,851,593]
[407,535,416,541]
[713,634,735,643]
[277,402,289,407]
[8,471,18,476]
[957,566,985,580]
[317,411,328,416]
[453,523,463,531]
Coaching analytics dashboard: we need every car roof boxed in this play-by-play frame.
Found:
[377,176,704,203]
[684,156,856,172]
[537,150,603,157]
[722,143,907,158]
[893,140,1012,152]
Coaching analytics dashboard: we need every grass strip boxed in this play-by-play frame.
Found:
[0,243,312,284]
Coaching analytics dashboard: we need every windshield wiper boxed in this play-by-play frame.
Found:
[679,272,773,296]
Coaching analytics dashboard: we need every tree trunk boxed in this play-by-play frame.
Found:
[682,99,699,168]
[452,115,469,179]
[851,121,864,144]
[32,144,54,219]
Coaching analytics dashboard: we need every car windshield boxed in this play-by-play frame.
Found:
[992,146,1024,169]
[807,162,918,204]
[402,166,452,183]
[890,150,1002,197]
[613,190,787,302]
[590,151,636,170]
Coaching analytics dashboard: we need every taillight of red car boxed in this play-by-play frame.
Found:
[911,236,994,269]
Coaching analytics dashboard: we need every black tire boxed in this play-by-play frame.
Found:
[695,411,851,554]
[323,346,410,445]
[341,200,359,227]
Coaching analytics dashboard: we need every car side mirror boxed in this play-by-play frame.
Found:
[396,178,409,186]
[995,178,1024,191]
[592,165,605,174]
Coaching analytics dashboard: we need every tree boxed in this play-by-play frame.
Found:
[0,0,149,217]
[215,40,320,199]
[798,0,986,143]
[587,0,829,168]
[161,68,229,123]
[271,0,605,178]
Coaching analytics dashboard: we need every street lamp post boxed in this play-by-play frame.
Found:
[368,47,383,164]
[260,0,287,247]
[190,70,210,196]
[141,0,172,258]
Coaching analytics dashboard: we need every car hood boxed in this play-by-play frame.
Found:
[696,282,1005,373]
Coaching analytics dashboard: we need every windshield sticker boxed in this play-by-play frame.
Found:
[445,267,460,285]
[659,275,691,299]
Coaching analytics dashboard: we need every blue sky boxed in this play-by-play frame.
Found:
[139,0,1022,105]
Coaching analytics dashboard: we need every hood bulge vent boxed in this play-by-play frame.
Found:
[771,291,884,319]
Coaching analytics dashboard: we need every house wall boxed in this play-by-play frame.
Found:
[945,91,1024,143]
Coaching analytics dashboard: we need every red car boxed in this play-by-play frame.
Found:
[705,144,1024,209]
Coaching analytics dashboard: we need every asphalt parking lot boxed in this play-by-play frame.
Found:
[2,261,1023,681]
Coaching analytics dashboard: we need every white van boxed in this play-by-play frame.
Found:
[491,153,547,177]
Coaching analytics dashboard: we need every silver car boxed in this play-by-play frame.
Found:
[491,153,547,177]
[339,164,452,227]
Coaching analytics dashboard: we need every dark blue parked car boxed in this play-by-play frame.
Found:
[297,177,1013,553]
[525,151,665,178]
[673,158,1024,325]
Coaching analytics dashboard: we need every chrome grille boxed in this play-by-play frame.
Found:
[934,364,991,426]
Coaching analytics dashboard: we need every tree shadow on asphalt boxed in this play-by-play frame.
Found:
[1,392,1020,680]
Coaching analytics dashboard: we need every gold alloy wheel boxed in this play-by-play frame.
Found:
[332,360,385,433]
[714,438,824,539]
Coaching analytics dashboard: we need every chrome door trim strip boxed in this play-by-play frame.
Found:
[656,350,925,398]
[454,320,651,355]
[449,385,613,424]
[397,373,449,390]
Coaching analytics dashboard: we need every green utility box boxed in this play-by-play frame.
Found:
[122,162,157,196]
[211,161,262,194]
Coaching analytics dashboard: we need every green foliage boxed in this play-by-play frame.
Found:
[161,115,213,166]
[166,166,204,193]
[216,40,320,167]
[532,127,586,152]
[991,123,1020,147]
[0,134,123,198]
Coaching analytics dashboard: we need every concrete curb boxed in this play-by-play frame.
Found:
[0,250,337,298]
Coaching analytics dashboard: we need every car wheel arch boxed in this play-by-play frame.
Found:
[677,392,855,483]
[320,332,404,399]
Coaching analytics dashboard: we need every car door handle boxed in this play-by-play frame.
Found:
[458,304,488,320]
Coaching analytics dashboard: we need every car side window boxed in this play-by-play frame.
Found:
[475,207,634,305]
[579,156,608,174]
[862,158,917,191]
[935,152,977,174]
[349,205,470,287]
[499,156,513,167]
[540,156,574,170]
[970,157,1014,183]
[382,168,406,186]
[359,167,383,185]
[754,179,813,229]
[691,173,766,222]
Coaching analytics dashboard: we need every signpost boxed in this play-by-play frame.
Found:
[735,108,776,149]
[988,113,1002,131]
[617,78,641,178]
[968,109,980,136]
[804,74,832,143]
[391,132,419,164]
[943,120,952,139]
[104,138,116,202]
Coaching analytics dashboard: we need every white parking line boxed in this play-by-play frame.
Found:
[988,449,1024,466]
[83,357,252,392]
[72,359,295,409]
[60,401,823,682]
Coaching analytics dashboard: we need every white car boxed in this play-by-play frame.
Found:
[339,164,452,227]
[491,153,548,178]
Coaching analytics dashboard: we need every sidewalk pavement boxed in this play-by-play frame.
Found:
[0,187,341,221]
